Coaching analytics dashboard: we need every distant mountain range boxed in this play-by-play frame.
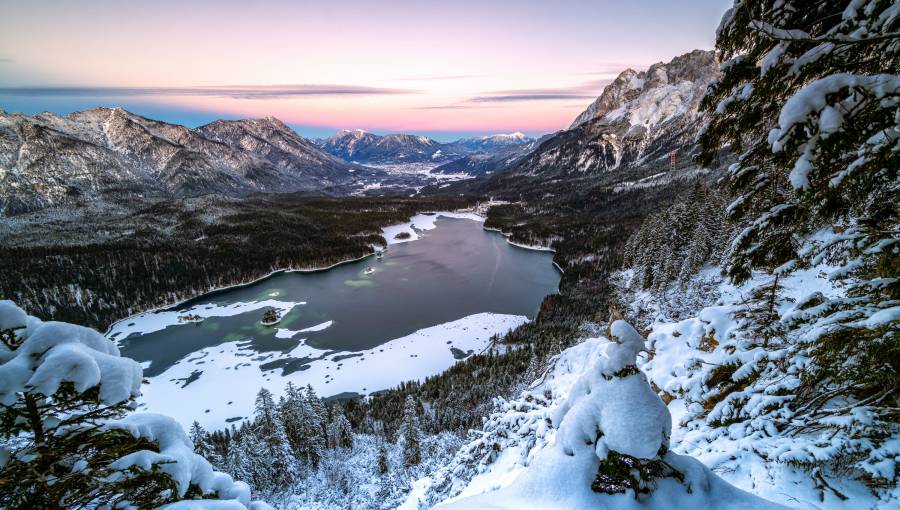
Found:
[0,50,717,215]
[316,129,535,167]
[0,108,372,215]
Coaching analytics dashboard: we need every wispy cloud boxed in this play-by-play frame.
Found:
[411,104,499,110]
[469,93,596,103]
[0,84,416,99]
[0,57,12,63]
[466,79,611,103]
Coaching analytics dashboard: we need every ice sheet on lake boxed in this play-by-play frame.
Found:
[137,312,528,429]
[382,211,484,245]
[107,299,304,339]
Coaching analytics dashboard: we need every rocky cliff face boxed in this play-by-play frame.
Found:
[0,108,361,215]
[495,50,719,184]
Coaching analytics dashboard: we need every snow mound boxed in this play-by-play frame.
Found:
[436,321,786,510]
[552,321,670,461]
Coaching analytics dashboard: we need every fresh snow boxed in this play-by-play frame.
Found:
[428,321,787,510]
[0,301,270,509]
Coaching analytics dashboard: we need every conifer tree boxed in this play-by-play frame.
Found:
[327,406,354,450]
[0,301,259,509]
[251,388,296,491]
[189,420,223,467]
[699,0,899,486]
[400,395,422,468]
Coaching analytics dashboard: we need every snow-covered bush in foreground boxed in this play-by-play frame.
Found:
[425,321,785,510]
[0,300,270,510]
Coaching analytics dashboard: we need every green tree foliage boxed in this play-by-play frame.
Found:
[401,395,422,468]
[699,0,899,486]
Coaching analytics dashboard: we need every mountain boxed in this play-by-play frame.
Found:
[319,130,536,168]
[0,108,362,215]
[486,49,719,190]
[196,117,360,182]
[451,132,534,152]
[319,129,464,165]
[432,134,546,177]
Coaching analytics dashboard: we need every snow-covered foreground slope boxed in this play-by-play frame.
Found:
[401,267,898,510]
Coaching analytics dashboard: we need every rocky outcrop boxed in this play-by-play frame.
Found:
[492,50,719,185]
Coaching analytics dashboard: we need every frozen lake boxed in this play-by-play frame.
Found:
[109,213,560,428]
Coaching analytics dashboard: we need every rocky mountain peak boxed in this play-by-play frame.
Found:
[570,49,718,130]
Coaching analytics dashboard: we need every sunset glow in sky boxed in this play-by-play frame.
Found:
[0,0,730,140]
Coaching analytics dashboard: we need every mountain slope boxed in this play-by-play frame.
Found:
[482,50,719,193]
[0,108,361,215]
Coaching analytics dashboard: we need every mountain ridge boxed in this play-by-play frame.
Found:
[0,108,365,215]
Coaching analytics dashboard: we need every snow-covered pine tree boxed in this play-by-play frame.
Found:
[226,425,269,493]
[251,388,296,492]
[400,394,422,468]
[327,405,354,450]
[190,420,223,467]
[377,441,389,475]
[700,0,899,487]
[0,301,265,509]
[304,384,328,465]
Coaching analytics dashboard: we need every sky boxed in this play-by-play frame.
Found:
[0,0,731,141]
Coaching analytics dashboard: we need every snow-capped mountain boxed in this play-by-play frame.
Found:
[319,129,464,165]
[494,50,719,183]
[319,129,535,168]
[452,132,534,152]
[0,108,362,215]
[432,135,546,177]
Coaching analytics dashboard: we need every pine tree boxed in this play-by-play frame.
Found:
[400,395,422,468]
[304,385,328,466]
[699,0,899,487]
[329,408,354,450]
[377,441,390,475]
[189,420,222,467]
[250,388,296,493]
[0,301,253,509]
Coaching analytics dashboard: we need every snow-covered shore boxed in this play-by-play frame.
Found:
[381,211,485,245]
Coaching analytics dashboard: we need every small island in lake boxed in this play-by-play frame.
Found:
[260,308,282,326]
[363,267,375,275]
[177,313,203,323]
[393,231,411,240]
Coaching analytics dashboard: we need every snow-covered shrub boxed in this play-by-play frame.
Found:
[0,300,269,509]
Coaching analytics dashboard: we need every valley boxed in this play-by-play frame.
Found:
[1,3,897,508]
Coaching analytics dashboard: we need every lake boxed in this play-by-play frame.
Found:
[108,213,560,428]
